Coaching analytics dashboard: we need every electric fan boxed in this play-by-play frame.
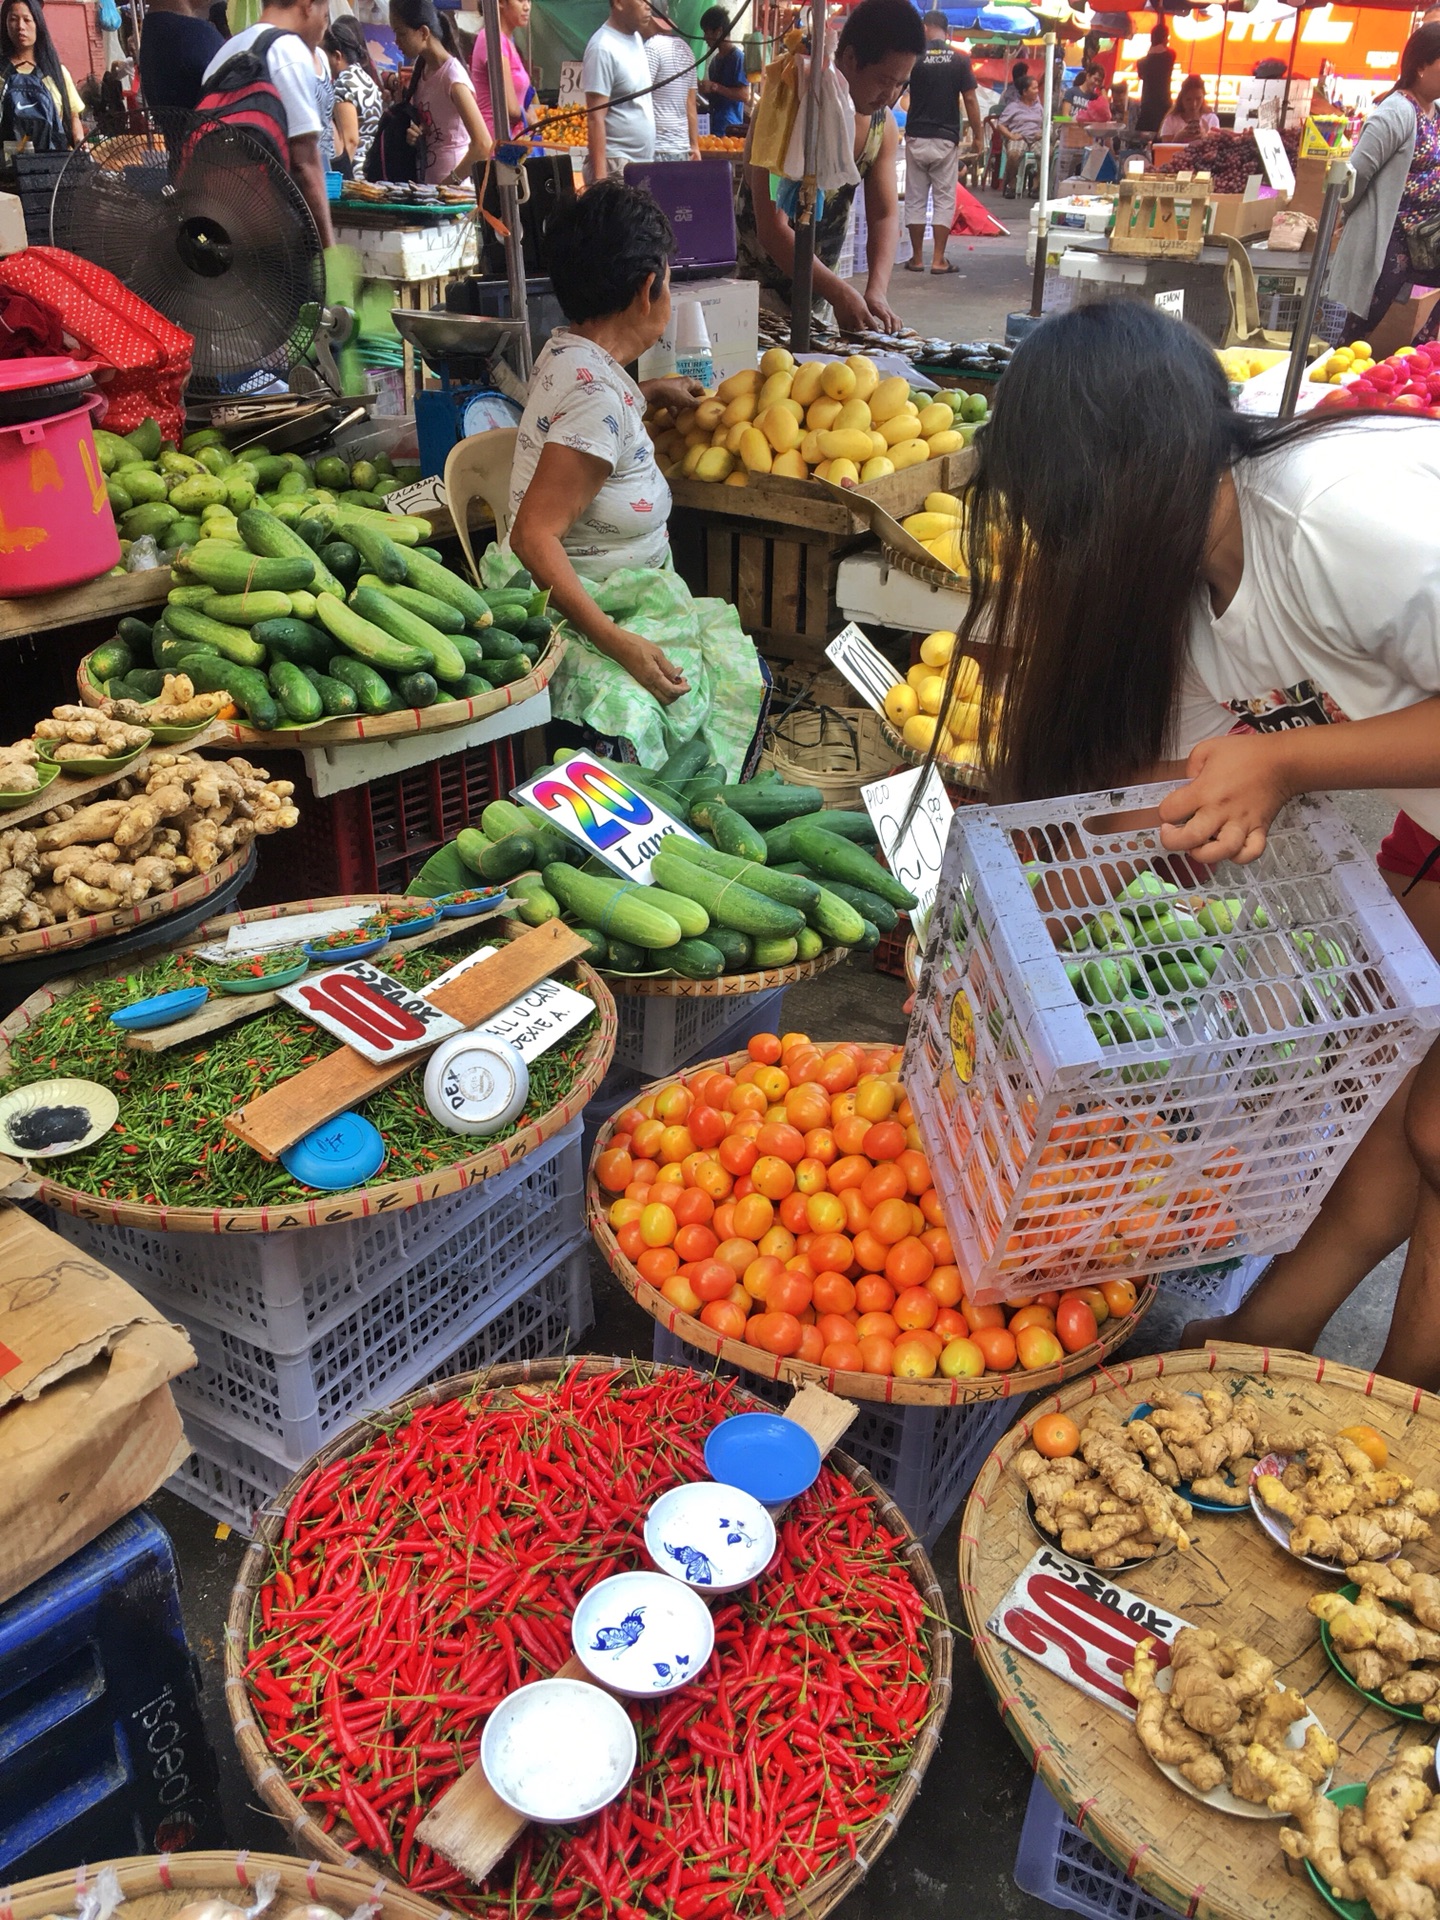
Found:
[48,121,350,400]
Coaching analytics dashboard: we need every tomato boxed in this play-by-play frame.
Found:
[785,1251,816,1279]
[693,1159,732,1201]
[701,1299,748,1338]
[857,1334,896,1376]
[938,1336,985,1379]
[892,1333,937,1379]
[802,1126,837,1166]
[855,1310,900,1343]
[863,1121,908,1162]
[1055,1296,1099,1353]
[860,1162,907,1209]
[832,1114,871,1156]
[656,1124,693,1165]
[756,1121,806,1165]
[854,1077,896,1124]
[748,1033,782,1065]
[716,1236,760,1277]
[812,1270,857,1316]
[700,1073,734,1109]
[692,1259,738,1302]
[818,1049,859,1094]
[1033,1290,1062,1308]
[868,1197,914,1246]
[805,1190,847,1234]
[752,1066,788,1106]
[636,1246,680,1284]
[617,1220,645,1261]
[751,1310,803,1356]
[783,1046,824,1086]
[638,1202,678,1248]
[741,1254,782,1301]
[655,1083,693,1124]
[732,1192,775,1242]
[1008,1304,1056,1335]
[920,1226,954,1267]
[751,1155,797,1200]
[971,1325,1018,1372]
[827,1154,871,1193]
[614,1105,647,1136]
[1101,1279,1139,1316]
[852,1229,891,1273]
[918,1188,947,1227]
[808,1231,854,1275]
[793,1156,829,1196]
[784,1084,831,1134]
[853,1273,896,1313]
[769,1271,813,1316]
[839,1189,871,1234]
[796,1323,826,1364]
[671,1187,714,1227]
[596,1148,634,1193]
[894,1148,932,1196]
[892,1285,939,1331]
[727,1083,768,1117]
[886,1236,935,1289]
[631,1118,664,1160]
[718,1133,758,1177]
[1077,1285,1110,1325]
[820,1340,864,1371]
[933,1306,969,1340]
[607,1196,644,1228]
[1015,1324,1064,1370]
[758,1225,796,1262]
[658,1273,702,1316]
[687,1106,727,1150]
[926,1264,962,1308]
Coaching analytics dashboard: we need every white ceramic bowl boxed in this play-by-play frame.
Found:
[480,1678,636,1823]
[644,1482,776,1594]
[571,1571,715,1697]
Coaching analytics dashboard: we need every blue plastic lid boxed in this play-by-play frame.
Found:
[110,986,210,1031]
[704,1413,822,1506]
[280,1111,386,1191]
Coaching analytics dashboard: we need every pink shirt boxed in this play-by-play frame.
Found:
[414,52,475,182]
[470,28,529,135]
[1075,93,1114,124]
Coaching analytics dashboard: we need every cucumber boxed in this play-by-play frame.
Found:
[357,576,467,634]
[690,797,767,862]
[542,864,683,949]
[648,852,804,940]
[123,667,169,699]
[453,673,494,699]
[485,654,531,686]
[290,588,318,621]
[665,937,726,980]
[89,639,133,682]
[605,939,649,973]
[401,548,492,626]
[854,919,880,952]
[166,584,220,609]
[154,625,211,670]
[252,617,332,670]
[164,603,267,667]
[268,659,324,723]
[349,584,466,682]
[793,874,898,935]
[507,875,560,925]
[513,802,579,868]
[518,616,555,649]
[657,838,820,915]
[396,671,439,708]
[788,823,917,911]
[313,593,431,673]
[319,540,361,587]
[116,616,155,652]
[182,541,313,595]
[480,801,535,842]
[815,809,880,844]
[633,884,709,940]
[568,926,608,966]
[455,827,489,874]
[331,512,407,584]
[479,629,525,660]
[299,666,358,716]
[176,653,280,730]
[471,832,536,881]
[796,927,825,962]
[719,782,824,825]
[708,927,753,971]
[752,936,799,968]
[326,654,396,715]
[204,590,294,626]
[236,507,346,594]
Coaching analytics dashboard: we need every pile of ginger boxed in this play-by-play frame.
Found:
[1255,1432,1437,1566]
[1312,1561,1440,1719]
[1282,1745,1440,1919]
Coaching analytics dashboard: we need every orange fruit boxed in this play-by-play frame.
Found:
[886,1236,935,1289]
[1032,1412,1082,1459]
[855,1310,901,1343]
[869,1197,914,1246]
[820,1341,864,1371]
[971,1324,1018,1372]
[1338,1424,1388,1469]
[812,1270,857,1316]
[892,1333,938,1379]
[892,1285,939,1331]
[854,1273,896,1314]
[858,1334,896,1376]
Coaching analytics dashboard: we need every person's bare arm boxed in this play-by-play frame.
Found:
[586,89,608,179]
[446,80,493,179]
[686,78,699,159]
[501,53,521,127]
[332,94,359,161]
[861,114,901,328]
[964,87,983,149]
[510,443,690,705]
[290,132,335,246]
[745,162,877,330]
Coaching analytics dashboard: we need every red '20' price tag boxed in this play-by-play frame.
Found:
[988,1548,1187,1715]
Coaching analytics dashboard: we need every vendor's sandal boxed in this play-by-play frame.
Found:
[931,262,958,274]
[903,259,926,272]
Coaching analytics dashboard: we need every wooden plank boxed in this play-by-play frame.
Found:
[416,1385,856,1884]
[705,523,734,603]
[224,919,589,1160]
[0,569,170,646]
[769,538,801,640]
[735,535,768,635]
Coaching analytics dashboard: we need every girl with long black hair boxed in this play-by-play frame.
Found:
[388,0,491,185]
[0,0,83,148]
[937,298,1440,1387]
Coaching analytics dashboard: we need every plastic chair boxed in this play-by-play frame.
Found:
[1220,233,1328,356]
[443,427,517,588]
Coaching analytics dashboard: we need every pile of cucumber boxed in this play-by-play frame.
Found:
[90,504,557,730]
[411,739,920,980]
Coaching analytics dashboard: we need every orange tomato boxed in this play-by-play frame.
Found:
[732,1192,774,1242]
[933,1306,969,1340]
[673,1188,715,1227]
[614,1105,647,1135]
[693,1260,738,1302]
[854,1309,900,1343]
[854,1077,896,1124]
[926,1264,962,1308]
[752,1310,803,1356]
[1016,1325,1064,1371]
[1008,1304,1057,1335]
[1032,1413,1082,1459]
[857,1334,896,1376]
[886,1236,935,1289]
[827,1154,871,1193]
[892,1284,939,1331]
[808,1230,854,1276]
[742,1254,782,1300]
[617,1220,645,1261]
[608,1196,645,1228]
[894,1148,932,1196]
[637,1247,680,1284]
[631,1118,665,1160]
[920,1226,953,1266]
[756,1122,806,1165]
[658,1125,694,1164]
[821,1341,864,1372]
[852,1229,891,1273]
[699,1074,733,1109]
[655,1083,693,1123]
[811,1270,857,1316]
[1055,1296,1099,1353]
[803,1126,837,1166]
[868,1197,914,1246]
[829,1115,869,1157]
[639,1202,677,1248]
[785,1252,816,1279]
[769,1271,813,1316]
[796,1324,826,1364]
[701,1299,748,1338]
[774,1190,807,1233]
[839,1189,871,1234]
[1101,1279,1138,1316]
[864,1121,908,1163]
[752,1155,797,1200]
[853,1273,896,1314]
[689,1105,727,1150]
[674,1224,718,1263]
[751,1065,788,1105]
[972,1325,1018,1372]
[758,1225,796,1262]
[1077,1285,1110,1325]
[659,1273,702,1315]
[1338,1424,1389,1469]
[892,1333,937,1379]
[748,1033,782,1065]
[718,1133,757,1176]
[727,1083,767,1118]
[716,1236,760,1277]
[938,1336,985,1379]
[693,1159,733,1201]
[818,1049,859,1094]
[785,1085,831,1134]
[918,1188,946,1227]
[596,1148,634,1193]
[805,1190,846,1234]
[793,1156,828,1196]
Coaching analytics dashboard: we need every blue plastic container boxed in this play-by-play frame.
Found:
[0,1511,222,1876]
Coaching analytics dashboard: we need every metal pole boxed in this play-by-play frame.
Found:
[1029,29,1055,318]
[788,0,826,354]
[480,0,532,376]
[1280,3,1302,127]
[1278,153,1351,418]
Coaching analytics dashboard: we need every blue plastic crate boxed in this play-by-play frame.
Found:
[1015,1779,1185,1920]
[0,1512,221,1877]
[612,985,789,1079]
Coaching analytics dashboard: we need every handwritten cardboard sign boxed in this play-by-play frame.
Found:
[862,765,953,946]
[515,754,699,882]
[278,963,463,1065]
[825,623,904,716]
[987,1547,1187,1715]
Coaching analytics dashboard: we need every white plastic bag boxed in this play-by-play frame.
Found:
[780,53,860,189]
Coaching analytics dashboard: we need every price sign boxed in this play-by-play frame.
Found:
[988,1548,1187,1715]
[861,765,952,944]
[559,59,585,106]
[1153,289,1184,319]
[1253,125,1295,197]
[514,754,700,881]
[278,963,463,1065]
[824,623,903,717]
[425,946,594,1062]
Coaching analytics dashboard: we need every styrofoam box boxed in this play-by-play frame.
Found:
[905,787,1440,1304]
[338,218,478,280]
[651,1325,1023,1548]
[613,985,787,1081]
[1015,1778,1183,1920]
[50,1117,583,1352]
[169,1240,592,1534]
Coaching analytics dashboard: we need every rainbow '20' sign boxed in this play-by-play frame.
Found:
[515,754,700,882]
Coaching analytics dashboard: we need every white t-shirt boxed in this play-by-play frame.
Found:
[581,22,655,168]
[1174,421,1440,839]
[646,32,694,154]
[201,23,321,139]
[509,328,670,580]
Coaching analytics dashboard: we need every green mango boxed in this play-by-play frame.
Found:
[275,470,309,497]
[233,460,260,485]
[121,501,179,540]
[159,449,204,477]
[280,452,313,477]
[1196,896,1271,937]
[196,444,234,474]
[1066,908,1133,954]
[105,478,133,515]
[1064,959,1090,1002]
[125,417,162,460]
[168,475,227,513]
[313,454,350,490]
[1121,873,1181,909]
[122,466,169,505]
[166,515,203,547]
[181,428,227,455]
[349,457,378,492]
[93,428,136,474]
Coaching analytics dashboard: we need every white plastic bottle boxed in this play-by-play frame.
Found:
[674,299,714,389]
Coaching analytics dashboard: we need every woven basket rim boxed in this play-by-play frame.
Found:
[876,711,987,791]
[223,1356,951,1920]
[600,947,846,997]
[0,843,254,964]
[587,1049,1159,1404]
[0,1852,460,1920]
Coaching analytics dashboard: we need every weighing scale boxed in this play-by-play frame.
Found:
[389,308,529,479]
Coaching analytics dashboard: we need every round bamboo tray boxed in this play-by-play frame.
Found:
[587,1047,1159,1405]
[0,897,616,1232]
[759,704,894,810]
[76,635,564,749]
[601,945,846,996]
[0,1852,454,1920]
[224,1356,950,1920]
[961,1346,1440,1920]
[0,844,253,963]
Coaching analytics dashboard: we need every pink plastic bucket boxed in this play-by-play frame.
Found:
[0,359,120,595]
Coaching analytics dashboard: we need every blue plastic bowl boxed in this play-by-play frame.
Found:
[302,934,390,965]
[380,909,440,937]
[437,890,508,919]
[281,1110,386,1191]
[704,1413,821,1507]
[110,987,210,1032]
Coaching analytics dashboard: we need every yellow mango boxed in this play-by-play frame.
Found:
[834,398,872,433]
[791,362,827,408]
[694,399,726,431]
[902,512,960,542]
[925,429,963,456]
[889,438,931,471]
[772,397,805,424]
[724,470,749,487]
[682,442,708,477]
[822,361,856,400]
[711,426,731,447]
[716,368,760,403]
[758,370,795,410]
[846,354,879,401]
[917,674,945,716]
[906,661,931,690]
[725,422,749,453]
[860,455,894,482]
[760,406,802,453]
[902,712,939,753]
[869,374,913,423]
[919,629,956,668]
[658,432,686,461]
[811,460,832,482]
[739,427,773,473]
[696,446,736,482]
[884,682,918,726]
[924,530,968,573]
[721,394,757,427]
[771,449,808,479]
[926,491,964,516]
[760,346,795,378]
[826,458,860,485]
[817,428,875,465]
[869,430,888,459]
[917,401,954,438]
[799,429,826,466]
[675,407,698,435]
[806,397,842,431]
[947,699,981,742]
[952,654,980,702]
[880,410,922,447]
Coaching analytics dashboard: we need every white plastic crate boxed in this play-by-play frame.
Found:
[1015,1778,1183,1920]
[51,1119,583,1350]
[613,986,787,1079]
[1157,1253,1269,1317]
[336,219,478,279]
[650,1325,1023,1546]
[169,1241,592,1534]
[906,788,1440,1304]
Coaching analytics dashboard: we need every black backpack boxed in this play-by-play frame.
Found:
[192,26,295,166]
[0,62,67,151]
[364,64,421,182]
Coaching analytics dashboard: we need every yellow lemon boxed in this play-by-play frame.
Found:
[884,682,919,726]
[901,712,939,753]
[919,629,956,668]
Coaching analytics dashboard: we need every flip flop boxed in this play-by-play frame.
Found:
[931,263,959,275]
[903,260,926,272]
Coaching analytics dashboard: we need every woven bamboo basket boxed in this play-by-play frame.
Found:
[961,1346,1440,1920]
[0,844,254,963]
[0,899,616,1232]
[876,712,987,794]
[759,703,895,809]
[587,1048,1159,1406]
[75,636,564,749]
[904,933,921,993]
[0,1852,455,1920]
[224,1356,950,1920]
[601,945,846,997]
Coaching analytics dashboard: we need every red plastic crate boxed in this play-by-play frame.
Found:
[247,738,518,905]
[872,914,912,979]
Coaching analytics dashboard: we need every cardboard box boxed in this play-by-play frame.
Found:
[0,1177,194,1605]
[1369,289,1440,359]
[1288,155,1329,223]
[639,276,760,385]
[1209,189,1287,241]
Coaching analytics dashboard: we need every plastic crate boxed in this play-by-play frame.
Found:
[905,787,1440,1304]
[1015,1778,1184,1920]
[1157,1253,1269,1317]
[247,736,518,905]
[0,1513,222,1877]
[872,916,912,980]
[52,1116,583,1353]
[613,985,788,1079]
[169,1239,593,1533]
[650,1325,1022,1547]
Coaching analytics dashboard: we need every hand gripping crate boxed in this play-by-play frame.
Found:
[0,1512,222,1877]
[903,786,1440,1305]
[1015,1778,1184,1920]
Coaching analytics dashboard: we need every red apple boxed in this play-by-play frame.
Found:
[1317,387,1360,410]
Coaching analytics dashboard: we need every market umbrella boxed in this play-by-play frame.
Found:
[950,5,1041,29]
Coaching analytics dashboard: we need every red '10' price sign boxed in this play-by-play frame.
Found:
[988,1548,1186,1714]
[277,962,462,1065]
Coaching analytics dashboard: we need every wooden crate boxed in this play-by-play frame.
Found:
[1107,170,1212,259]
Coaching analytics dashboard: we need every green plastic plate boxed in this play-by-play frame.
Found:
[1302,1783,1370,1920]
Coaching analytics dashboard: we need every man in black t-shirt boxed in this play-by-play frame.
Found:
[902,9,981,273]
[1135,22,1175,134]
